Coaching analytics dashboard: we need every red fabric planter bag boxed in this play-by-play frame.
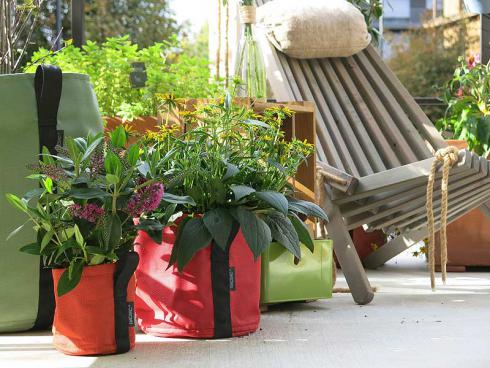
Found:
[52,252,139,356]
[134,224,261,338]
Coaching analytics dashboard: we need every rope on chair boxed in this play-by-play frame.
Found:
[426,146,460,290]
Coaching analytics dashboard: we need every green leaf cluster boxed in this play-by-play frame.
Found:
[6,126,165,296]
[24,36,224,120]
[143,98,328,271]
[437,56,490,157]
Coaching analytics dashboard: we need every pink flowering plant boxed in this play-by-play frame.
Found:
[437,54,490,157]
[6,126,165,296]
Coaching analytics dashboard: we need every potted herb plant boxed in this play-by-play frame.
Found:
[435,55,490,269]
[133,96,328,338]
[6,126,164,356]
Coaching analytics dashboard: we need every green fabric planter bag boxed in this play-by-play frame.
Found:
[260,239,334,304]
[0,65,103,332]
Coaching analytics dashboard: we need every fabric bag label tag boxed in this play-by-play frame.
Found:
[127,302,135,327]
[229,267,236,291]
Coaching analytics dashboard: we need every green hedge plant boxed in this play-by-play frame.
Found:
[25,36,224,120]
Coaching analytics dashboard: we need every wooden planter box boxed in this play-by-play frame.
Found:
[435,140,490,270]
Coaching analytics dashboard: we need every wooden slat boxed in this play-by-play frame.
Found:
[329,58,401,170]
[389,185,490,231]
[364,166,490,230]
[341,156,480,217]
[345,163,486,228]
[318,59,387,173]
[405,188,490,231]
[354,52,432,160]
[289,57,359,175]
[307,59,374,176]
[364,45,447,151]
[334,150,473,204]
[341,56,419,165]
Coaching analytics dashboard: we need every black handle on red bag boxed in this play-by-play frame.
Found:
[114,251,139,354]
[33,64,62,330]
[211,221,240,338]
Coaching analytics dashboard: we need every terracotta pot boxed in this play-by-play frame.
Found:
[104,116,160,144]
[52,253,138,356]
[352,227,387,261]
[435,140,490,269]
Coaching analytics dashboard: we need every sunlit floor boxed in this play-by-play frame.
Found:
[2,251,490,368]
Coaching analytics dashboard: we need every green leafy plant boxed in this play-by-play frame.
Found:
[142,97,328,271]
[6,126,165,296]
[24,36,224,119]
[348,0,383,41]
[437,55,490,157]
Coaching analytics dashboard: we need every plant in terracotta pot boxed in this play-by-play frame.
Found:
[437,54,490,157]
[133,96,329,338]
[6,126,164,356]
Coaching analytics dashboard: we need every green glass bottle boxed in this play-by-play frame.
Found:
[234,5,267,100]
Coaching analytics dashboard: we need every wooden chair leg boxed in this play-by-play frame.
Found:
[363,227,427,269]
[322,195,374,305]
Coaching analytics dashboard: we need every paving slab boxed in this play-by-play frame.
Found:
[2,252,490,368]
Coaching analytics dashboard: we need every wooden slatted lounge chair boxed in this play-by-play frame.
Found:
[256,0,490,305]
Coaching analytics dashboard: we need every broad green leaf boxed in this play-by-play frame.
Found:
[127,143,140,166]
[203,208,235,250]
[162,193,196,205]
[176,217,212,271]
[89,254,106,265]
[41,146,55,164]
[81,136,104,162]
[43,177,53,194]
[256,191,288,215]
[5,194,28,213]
[288,198,329,221]
[223,162,239,180]
[167,216,191,269]
[41,230,54,251]
[106,174,120,185]
[230,185,255,201]
[233,207,271,259]
[19,242,41,255]
[290,213,314,253]
[23,188,45,202]
[104,151,122,176]
[110,125,127,148]
[59,227,75,242]
[57,261,84,297]
[102,214,122,249]
[160,203,178,226]
[67,188,110,199]
[136,218,165,244]
[74,225,84,247]
[265,211,301,259]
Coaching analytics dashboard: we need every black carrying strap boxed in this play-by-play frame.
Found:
[114,252,139,354]
[35,64,62,154]
[33,65,62,330]
[211,222,240,338]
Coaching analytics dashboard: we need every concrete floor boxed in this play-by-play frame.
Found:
[2,252,490,368]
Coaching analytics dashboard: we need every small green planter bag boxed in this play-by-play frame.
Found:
[260,239,334,304]
[0,66,103,332]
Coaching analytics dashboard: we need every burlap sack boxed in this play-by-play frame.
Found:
[257,0,371,59]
